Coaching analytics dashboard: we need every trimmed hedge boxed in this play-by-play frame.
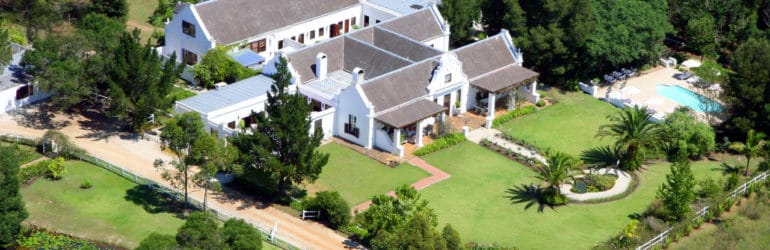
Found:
[492,106,536,127]
[414,133,466,156]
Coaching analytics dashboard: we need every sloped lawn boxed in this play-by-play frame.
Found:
[0,142,42,164]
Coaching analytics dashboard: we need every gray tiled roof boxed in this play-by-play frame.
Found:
[454,35,515,79]
[343,37,412,79]
[368,28,441,62]
[195,0,359,45]
[286,38,346,83]
[361,60,438,112]
[376,99,445,128]
[471,65,539,93]
[177,75,274,114]
[379,8,444,42]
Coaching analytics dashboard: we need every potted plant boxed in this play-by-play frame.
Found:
[454,100,462,115]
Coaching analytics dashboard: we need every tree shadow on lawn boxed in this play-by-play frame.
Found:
[124,185,188,219]
[505,184,559,213]
[718,162,742,175]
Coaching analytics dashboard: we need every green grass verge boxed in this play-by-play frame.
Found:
[21,161,185,249]
[168,85,197,102]
[496,90,618,156]
[419,141,725,249]
[126,0,159,41]
[311,143,430,205]
[1,142,42,164]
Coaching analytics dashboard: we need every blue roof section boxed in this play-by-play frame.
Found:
[178,75,275,114]
[232,50,265,67]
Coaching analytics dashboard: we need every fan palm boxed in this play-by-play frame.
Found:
[596,106,662,171]
[535,151,581,191]
[729,129,766,176]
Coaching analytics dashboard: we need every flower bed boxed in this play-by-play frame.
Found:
[492,106,537,127]
[570,174,618,193]
[413,133,466,156]
[479,138,542,170]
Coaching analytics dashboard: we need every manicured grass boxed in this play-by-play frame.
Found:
[497,90,618,156]
[311,143,430,205]
[21,161,185,249]
[419,142,725,249]
[1,142,42,164]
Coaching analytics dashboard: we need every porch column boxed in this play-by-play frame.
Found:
[416,120,425,147]
[392,128,401,148]
[449,91,457,116]
[531,81,537,95]
[485,93,496,128]
[508,90,516,111]
[459,84,469,113]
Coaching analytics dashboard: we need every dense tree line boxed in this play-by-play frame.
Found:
[137,212,262,250]
[0,146,28,247]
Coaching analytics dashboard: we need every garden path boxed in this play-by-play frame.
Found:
[559,168,632,201]
[466,127,547,164]
[20,156,46,168]
[0,108,353,250]
[350,157,450,214]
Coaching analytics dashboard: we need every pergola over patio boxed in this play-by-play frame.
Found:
[469,64,539,128]
[375,99,446,156]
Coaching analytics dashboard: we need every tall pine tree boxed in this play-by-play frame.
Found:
[439,0,481,44]
[233,57,328,195]
[0,146,28,246]
[657,161,696,221]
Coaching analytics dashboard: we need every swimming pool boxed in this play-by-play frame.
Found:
[656,84,722,112]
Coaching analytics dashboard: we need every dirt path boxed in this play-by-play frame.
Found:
[0,109,353,250]
[20,156,46,168]
[351,157,450,213]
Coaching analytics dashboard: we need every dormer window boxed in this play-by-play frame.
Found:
[182,21,195,37]
[445,73,452,83]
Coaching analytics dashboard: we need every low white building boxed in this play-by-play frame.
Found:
[175,6,539,157]
[161,0,445,82]
[0,44,50,114]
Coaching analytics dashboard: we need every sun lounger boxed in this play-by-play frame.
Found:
[613,71,625,80]
[674,71,693,80]
[604,74,616,84]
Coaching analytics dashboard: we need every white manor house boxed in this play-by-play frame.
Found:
[173,0,541,157]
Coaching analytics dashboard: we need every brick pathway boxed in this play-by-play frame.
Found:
[351,157,450,214]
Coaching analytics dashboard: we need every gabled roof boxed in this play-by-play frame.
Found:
[471,65,539,93]
[177,75,274,114]
[360,60,438,112]
[453,34,539,93]
[376,99,445,128]
[379,8,445,42]
[194,0,359,45]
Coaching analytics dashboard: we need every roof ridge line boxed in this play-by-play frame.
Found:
[452,33,505,52]
[468,64,518,82]
[374,27,442,53]
[345,36,415,63]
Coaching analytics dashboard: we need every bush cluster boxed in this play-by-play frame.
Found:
[301,191,351,229]
[491,106,536,127]
[18,159,53,183]
[414,133,466,156]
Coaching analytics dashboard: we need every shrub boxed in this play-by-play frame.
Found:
[41,130,84,159]
[536,100,546,107]
[18,159,52,183]
[16,230,98,249]
[304,191,351,229]
[540,188,567,206]
[491,106,536,127]
[697,177,723,199]
[46,157,67,180]
[80,180,93,189]
[724,173,740,192]
[414,133,466,156]
[694,217,703,228]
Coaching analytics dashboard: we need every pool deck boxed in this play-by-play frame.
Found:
[595,66,722,121]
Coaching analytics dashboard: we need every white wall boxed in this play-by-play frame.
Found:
[334,83,374,148]
[0,85,51,114]
[310,108,335,139]
[163,4,214,69]
[361,3,399,27]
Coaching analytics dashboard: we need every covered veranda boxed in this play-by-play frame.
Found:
[468,65,540,128]
[373,99,446,157]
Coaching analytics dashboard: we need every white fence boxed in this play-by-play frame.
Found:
[0,132,304,250]
[636,171,769,250]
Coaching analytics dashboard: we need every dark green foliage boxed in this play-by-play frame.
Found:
[0,28,10,67]
[41,130,84,159]
[685,15,718,58]
[159,112,207,204]
[90,0,128,21]
[728,129,766,176]
[371,211,448,250]
[232,57,328,195]
[136,233,177,250]
[596,106,662,171]
[0,145,27,246]
[192,47,258,89]
[724,173,741,192]
[661,110,716,161]
[657,161,696,221]
[149,0,199,27]
[442,224,464,250]
[724,39,770,137]
[668,0,765,56]
[438,0,481,43]
[22,34,93,109]
[696,177,723,199]
[17,159,50,183]
[222,219,263,250]
[357,186,435,240]
[492,105,536,127]
[414,133,466,156]
[480,0,525,36]
[176,212,223,249]
[304,191,351,229]
[540,187,567,206]
[16,230,97,250]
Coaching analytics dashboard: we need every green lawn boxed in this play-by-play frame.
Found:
[497,90,618,156]
[1,142,42,164]
[310,143,430,205]
[21,161,185,249]
[419,142,725,249]
[168,85,197,102]
[126,0,159,41]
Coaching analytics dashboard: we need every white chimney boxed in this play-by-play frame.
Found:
[316,53,327,79]
[352,67,365,84]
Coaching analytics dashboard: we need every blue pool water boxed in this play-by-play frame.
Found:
[656,84,722,112]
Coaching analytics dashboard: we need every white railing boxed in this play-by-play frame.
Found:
[636,171,769,250]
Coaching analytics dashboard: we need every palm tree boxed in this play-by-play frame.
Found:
[535,151,581,192]
[596,106,661,171]
[729,129,766,176]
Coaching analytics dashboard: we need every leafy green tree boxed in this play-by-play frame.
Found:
[371,211,448,250]
[304,191,351,229]
[657,161,696,221]
[586,0,672,70]
[442,224,463,250]
[136,233,177,250]
[0,28,11,67]
[724,38,770,137]
[686,15,718,58]
[438,0,481,43]
[176,212,223,249]
[46,157,66,180]
[729,129,766,176]
[691,61,730,86]
[222,219,263,250]
[159,112,207,204]
[190,133,239,211]
[661,110,716,161]
[192,46,257,89]
[22,34,93,109]
[0,145,27,247]
[90,0,128,21]
[232,57,328,195]
[596,106,662,170]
